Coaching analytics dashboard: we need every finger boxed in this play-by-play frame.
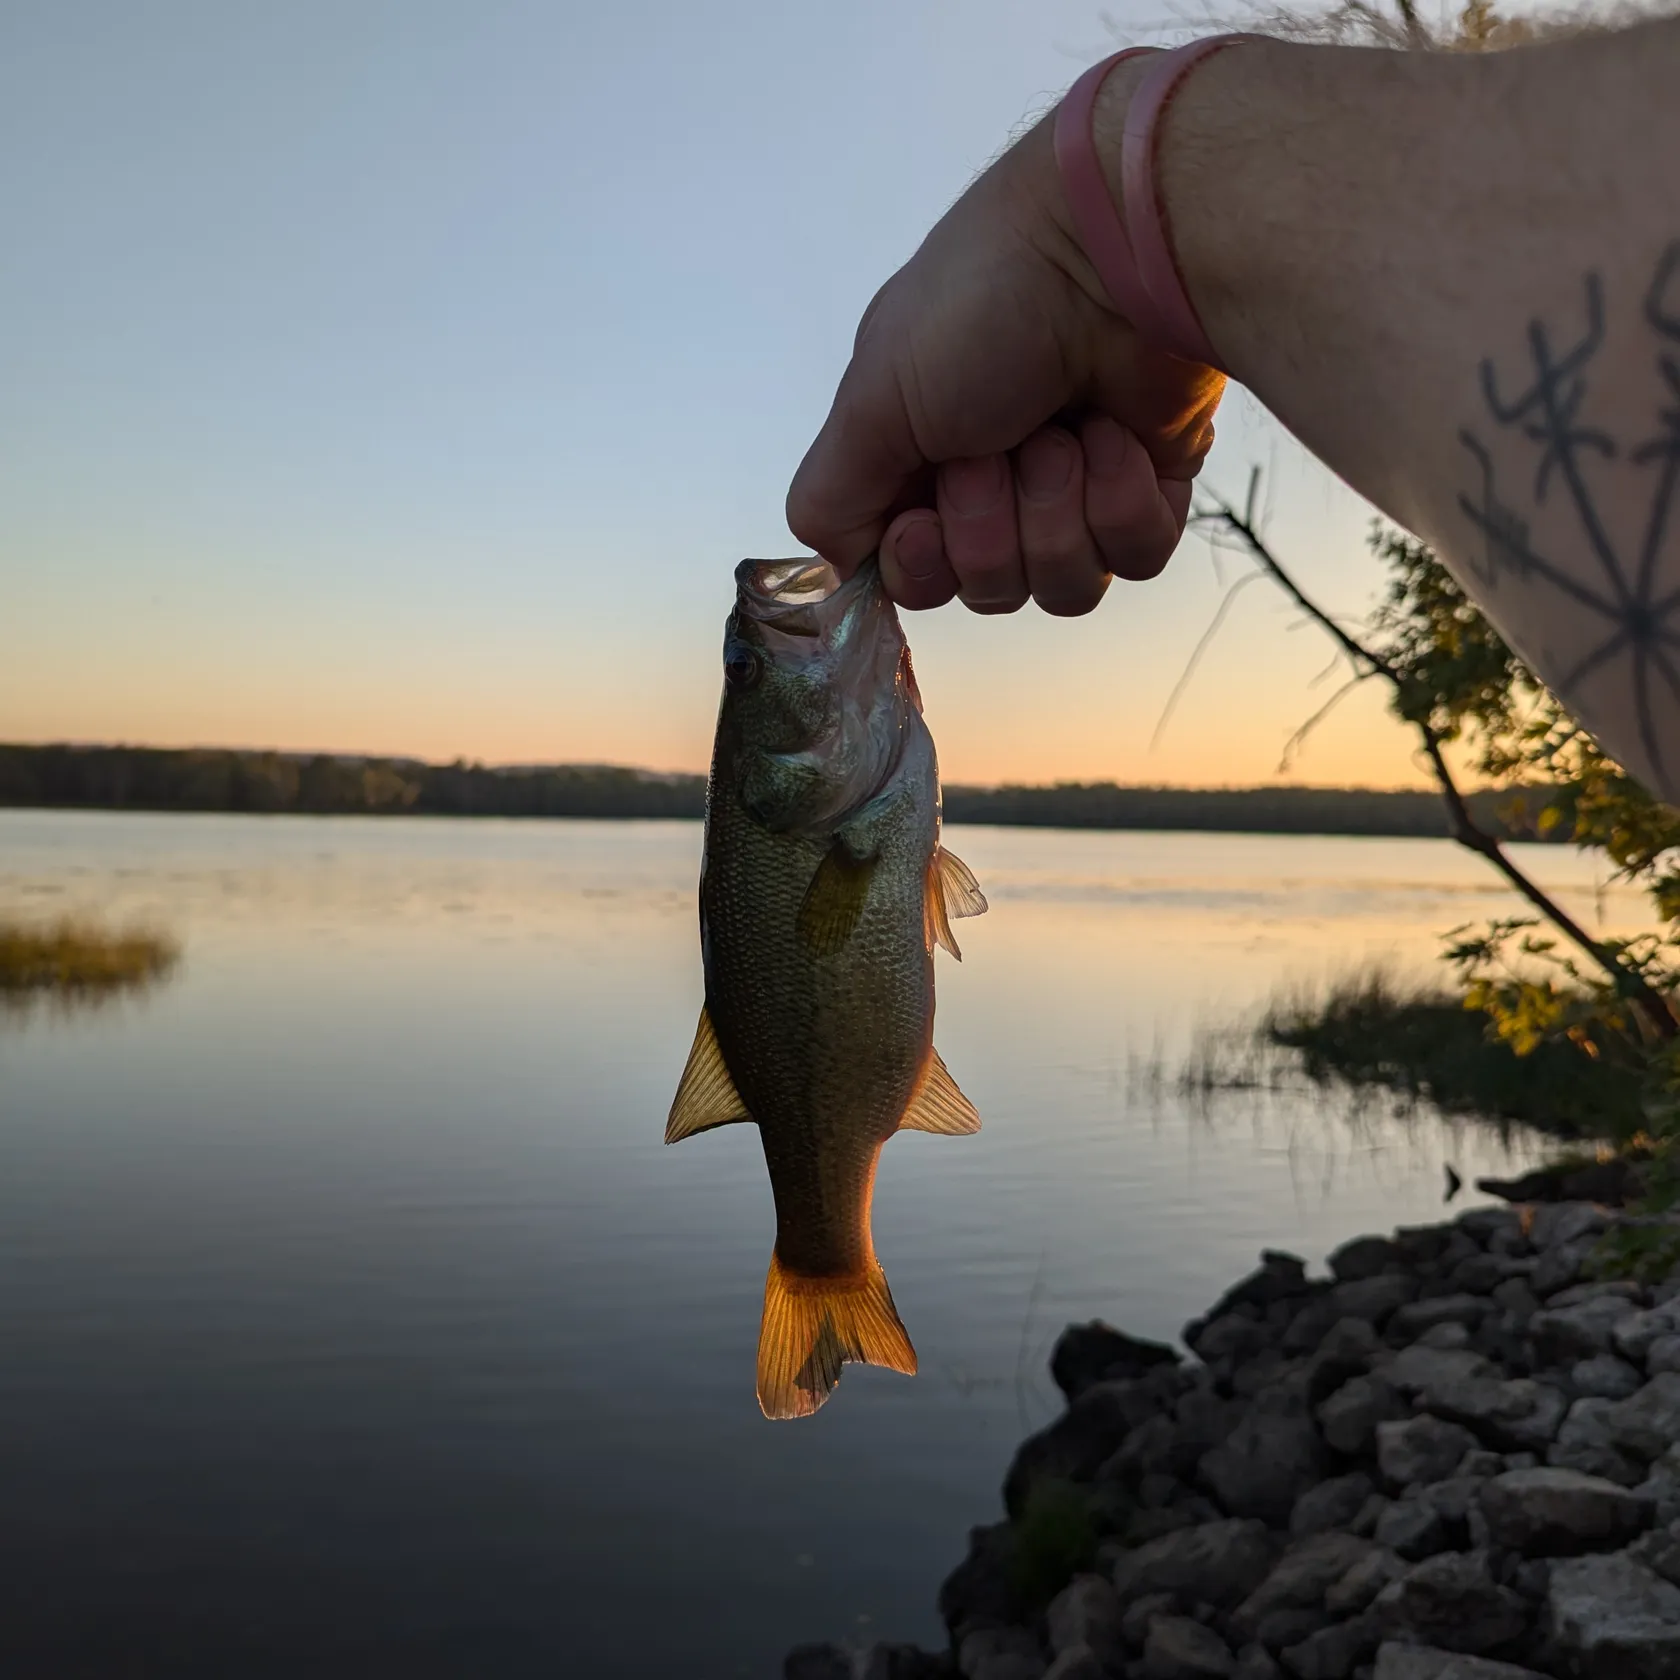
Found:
[937,454,1028,615]
[1082,416,1184,583]
[1014,426,1111,618]
[879,510,960,610]
[786,356,924,577]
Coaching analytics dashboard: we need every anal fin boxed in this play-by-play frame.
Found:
[756,1251,916,1419]
[898,1047,981,1135]
[666,1005,750,1143]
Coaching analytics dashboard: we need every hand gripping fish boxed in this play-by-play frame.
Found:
[667,557,987,1419]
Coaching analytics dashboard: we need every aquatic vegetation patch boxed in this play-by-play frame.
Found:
[0,917,180,1011]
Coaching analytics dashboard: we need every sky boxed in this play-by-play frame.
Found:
[1,0,1458,789]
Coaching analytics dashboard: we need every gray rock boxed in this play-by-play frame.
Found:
[1607,1374,1680,1461]
[1142,1615,1236,1679]
[1326,1551,1405,1617]
[1373,1499,1448,1561]
[1123,1594,1181,1650]
[1305,1320,1385,1402]
[1531,1294,1641,1365]
[1531,1237,1596,1299]
[1614,1303,1680,1366]
[1394,1225,1455,1265]
[1376,1417,1476,1488]
[1391,1296,1498,1337]
[1281,1618,1378,1680]
[1201,1253,1313,1323]
[1256,1610,1331,1654]
[1106,1415,1180,1488]
[1233,1534,1378,1640]
[1175,1390,1248,1472]
[1573,1354,1646,1399]
[1292,1473,1378,1537]
[1449,1253,1525,1297]
[1234,1647,1283,1680]
[1549,1279,1645,1308]
[1005,1383,1153,1518]
[1416,1473,1488,1525]
[1490,1279,1541,1325]
[1319,1375,1408,1457]
[1112,1521,1281,1612]
[1478,1466,1655,1556]
[1630,1521,1680,1588]
[1425,1376,1569,1454]
[1197,1314,1275,1368]
[785,1644,854,1680]
[1531,1202,1610,1250]
[1041,1649,1105,1680]
[1350,1494,1391,1538]
[1387,1346,1497,1398]
[856,1646,954,1680]
[1372,1552,1528,1654]
[1332,1238,1406,1283]
[959,1626,1044,1680]
[1417,1324,1473,1352]
[1331,1276,1420,1327]
[1370,1645,1547,1680]
[1048,1575,1126,1669]
[1200,1391,1331,1526]
[1460,1207,1525,1246]
[940,1524,1026,1639]
[1545,1549,1680,1679]
[1648,1335,1680,1375]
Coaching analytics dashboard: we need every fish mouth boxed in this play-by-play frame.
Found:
[734,556,878,631]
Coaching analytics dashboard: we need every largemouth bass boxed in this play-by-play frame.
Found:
[667,557,987,1419]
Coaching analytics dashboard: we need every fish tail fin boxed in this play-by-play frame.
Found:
[756,1251,917,1419]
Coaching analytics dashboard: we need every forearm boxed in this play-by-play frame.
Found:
[1081,26,1680,795]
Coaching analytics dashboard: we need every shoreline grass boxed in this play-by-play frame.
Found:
[0,917,180,1012]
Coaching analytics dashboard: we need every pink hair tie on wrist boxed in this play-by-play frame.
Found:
[1120,34,1255,369]
[1051,48,1160,332]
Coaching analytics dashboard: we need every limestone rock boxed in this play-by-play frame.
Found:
[1375,1417,1476,1489]
[1142,1615,1237,1680]
[1478,1466,1655,1557]
[1607,1374,1680,1463]
[1545,1549,1680,1680]
[1370,1645,1547,1680]
[1372,1552,1528,1654]
[1112,1520,1281,1613]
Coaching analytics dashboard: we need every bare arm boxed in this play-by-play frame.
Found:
[787,21,1680,800]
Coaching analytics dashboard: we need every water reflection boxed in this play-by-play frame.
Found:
[0,811,1616,1678]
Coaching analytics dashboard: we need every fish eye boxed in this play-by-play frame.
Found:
[724,647,762,690]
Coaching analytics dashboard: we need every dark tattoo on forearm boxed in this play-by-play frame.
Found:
[1457,239,1680,777]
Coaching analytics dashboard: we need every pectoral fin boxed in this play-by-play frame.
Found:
[797,844,878,956]
[898,1047,981,1135]
[924,845,988,959]
[666,1005,750,1143]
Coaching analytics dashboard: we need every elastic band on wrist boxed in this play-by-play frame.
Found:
[1051,48,1160,332]
[1120,34,1255,369]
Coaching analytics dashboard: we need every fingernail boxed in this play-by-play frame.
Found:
[943,454,1007,517]
[1084,417,1134,478]
[890,512,944,580]
[1017,431,1074,501]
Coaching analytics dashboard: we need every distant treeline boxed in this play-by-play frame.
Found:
[0,743,1551,840]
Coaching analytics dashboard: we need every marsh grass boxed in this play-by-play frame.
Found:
[1259,969,1646,1140]
[0,917,180,1016]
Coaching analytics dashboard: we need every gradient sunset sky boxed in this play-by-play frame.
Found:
[2,0,1501,789]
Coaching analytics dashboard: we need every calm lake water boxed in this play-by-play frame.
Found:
[0,812,1640,1677]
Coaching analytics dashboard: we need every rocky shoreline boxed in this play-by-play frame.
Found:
[786,1199,1680,1680]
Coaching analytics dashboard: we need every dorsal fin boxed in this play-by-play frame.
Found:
[898,1047,981,1135]
[924,845,988,959]
[666,1005,750,1143]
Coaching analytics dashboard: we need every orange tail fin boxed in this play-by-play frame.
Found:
[756,1251,917,1419]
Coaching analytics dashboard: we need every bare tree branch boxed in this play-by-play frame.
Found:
[1190,480,1680,1041]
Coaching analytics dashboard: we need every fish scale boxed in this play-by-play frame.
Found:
[666,557,988,1418]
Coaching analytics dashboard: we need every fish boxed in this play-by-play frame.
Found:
[666,556,987,1419]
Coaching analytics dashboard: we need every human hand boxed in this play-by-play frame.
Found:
[785,80,1226,617]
